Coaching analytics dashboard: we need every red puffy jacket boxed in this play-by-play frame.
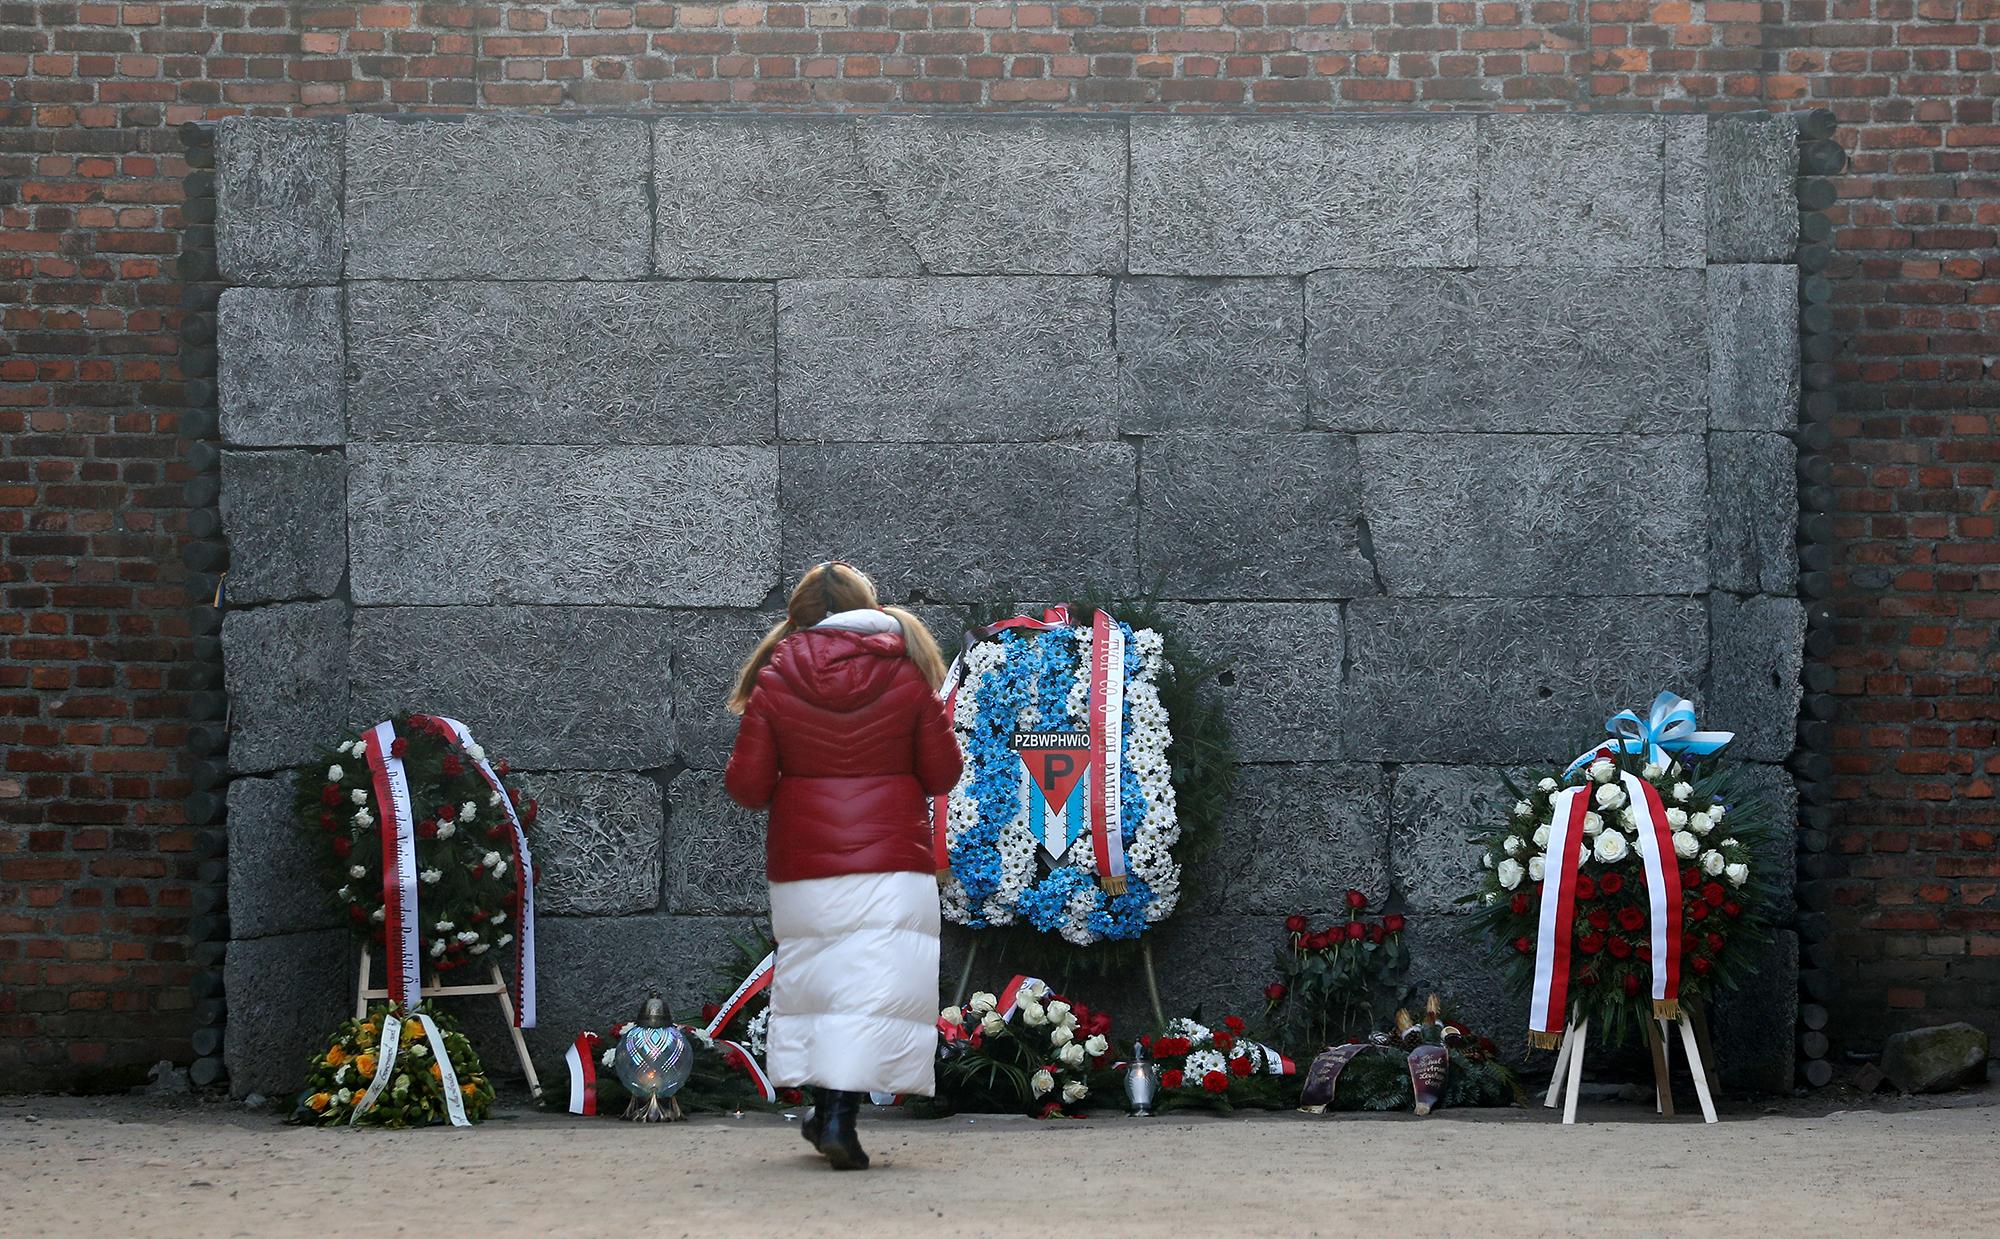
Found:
[725,624,963,883]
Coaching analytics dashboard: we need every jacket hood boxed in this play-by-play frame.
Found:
[769,625,910,713]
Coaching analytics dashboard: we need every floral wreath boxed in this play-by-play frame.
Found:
[291,1004,494,1128]
[294,713,539,972]
[940,618,1179,945]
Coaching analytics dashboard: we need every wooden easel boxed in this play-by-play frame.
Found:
[1541,1011,1717,1125]
[354,951,542,1098]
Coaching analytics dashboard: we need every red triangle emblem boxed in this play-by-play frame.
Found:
[1014,736,1093,815]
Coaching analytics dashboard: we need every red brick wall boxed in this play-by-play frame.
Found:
[1,1,1993,1087]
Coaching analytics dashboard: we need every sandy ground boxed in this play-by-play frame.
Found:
[2,1089,1996,1239]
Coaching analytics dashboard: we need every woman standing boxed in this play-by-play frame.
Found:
[724,562,962,1171]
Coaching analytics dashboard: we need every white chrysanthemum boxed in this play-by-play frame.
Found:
[435,820,455,840]
[1588,759,1616,784]
[1497,858,1525,890]
[1721,837,1740,850]
[1725,862,1749,887]
[336,885,351,901]
[350,787,369,805]
[1671,781,1694,802]
[463,742,484,763]
[492,861,508,879]
[419,868,441,884]
[429,940,446,958]
[488,791,504,808]
[1528,855,1546,882]
[1184,1048,1226,1080]
[353,809,373,829]
[327,764,344,782]
[1701,850,1726,876]
[1593,831,1629,864]
[1166,1017,1209,1042]
[456,930,479,944]
[1673,831,1699,859]
[469,942,489,955]
[1593,783,1626,810]
[459,801,477,822]
[601,1048,616,1069]
[434,920,454,933]
[497,933,513,947]
[348,864,366,879]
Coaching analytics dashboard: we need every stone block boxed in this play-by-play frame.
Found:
[1344,597,1709,762]
[223,929,352,1097]
[1728,762,1798,921]
[1709,115,1801,264]
[1187,764,1387,916]
[1130,116,1477,274]
[1154,603,1343,763]
[518,915,762,1067]
[347,445,778,607]
[227,776,339,939]
[1115,278,1309,434]
[219,450,345,603]
[344,116,649,280]
[1710,433,1799,594]
[514,772,664,918]
[853,115,1126,273]
[1358,434,1708,596]
[1708,594,1805,761]
[776,278,1115,442]
[1128,915,1291,1030]
[1140,434,1374,600]
[216,287,344,448]
[1402,914,1530,1060]
[1711,928,1799,1093]
[653,117,921,278]
[1663,117,1709,270]
[1709,264,1801,431]
[348,607,673,770]
[1390,766,1518,916]
[1478,115,1665,266]
[1881,1020,1991,1094]
[215,117,343,285]
[1307,268,1707,433]
[346,282,775,446]
[780,442,1137,603]
[665,770,769,916]
[671,609,780,771]
[223,600,349,773]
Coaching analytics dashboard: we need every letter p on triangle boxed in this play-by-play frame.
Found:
[1019,747,1093,816]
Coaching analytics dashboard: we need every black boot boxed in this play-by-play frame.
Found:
[814,1091,869,1171]
[801,1088,830,1150]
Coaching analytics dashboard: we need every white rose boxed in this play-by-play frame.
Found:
[409,1042,428,1058]
[481,851,502,868]
[492,861,508,879]
[1593,830,1629,864]
[1062,1080,1088,1103]
[460,801,477,822]
[1593,783,1626,810]
[1673,831,1699,859]
[489,791,504,807]
[1497,858,1525,890]
[1031,1069,1055,1097]
[336,886,351,901]
[469,943,489,955]
[1588,759,1616,784]
[350,788,369,805]
[491,910,506,925]
[1504,835,1525,857]
[1642,762,1663,780]
[1046,1000,1072,1024]
[1084,1035,1108,1057]
[434,920,454,933]
[1528,855,1546,882]
[419,868,441,884]
[1666,807,1688,829]
[1049,1025,1074,1047]
[1059,1043,1087,1068]
[429,940,446,958]
[980,1012,1006,1035]
[1513,800,1533,819]
[601,1049,616,1069]
[456,930,478,944]
[1702,850,1726,876]
[1021,1001,1048,1026]
[353,809,373,828]
[1582,812,1604,836]
[335,1088,352,1104]
[370,907,385,922]
[1671,781,1693,802]
[327,764,344,782]
[1481,853,1496,869]
[435,821,455,840]
[1725,863,1750,888]
[1483,891,1499,905]
[348,864,366,879]
[1537,777,1558,792]
[1532,824,1550,849]
[941,1006,964,1025]
[1021,979,1048,1000]
[498,933,513,946]
[1690,812,1714,836]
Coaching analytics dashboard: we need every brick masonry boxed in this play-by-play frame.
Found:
[0,1,1993,1090]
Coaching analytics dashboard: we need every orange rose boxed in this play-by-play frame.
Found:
[307,1092,331,1112]
[324,1045,347,1067]
[354,1054,377,1078]
[461,1082,478,1097]
[430,1063,442,1079]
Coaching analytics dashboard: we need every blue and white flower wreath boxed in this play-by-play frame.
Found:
[939,621,1180,946]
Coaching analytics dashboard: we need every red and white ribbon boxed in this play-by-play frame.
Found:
[704,952,774,1039]
[708,1036,775,1102]
[1620,770,1684,1019]
[1247,1041,1297,1075]
[428,715,536,1029]
[361,720,420,1013]
[565,1031,600,1115]
[1087,609,1128,895]
[1527,786,1591,1048]
[996,974,1048,1020]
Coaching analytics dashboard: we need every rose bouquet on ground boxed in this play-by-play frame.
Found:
[1265,889,1413,1051]
[291,1004,494,1128]
[294,713,538,973]
[1143,1014,1294,1114]
[1299,996,1522,1114]
[927,979,1114,1117]
[1465,721,1781,1048]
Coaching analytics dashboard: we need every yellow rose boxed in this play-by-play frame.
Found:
[307,1092,331,1112]
[402,1022,421,1044]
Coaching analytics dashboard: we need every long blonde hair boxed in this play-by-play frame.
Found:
[726,562,948,714]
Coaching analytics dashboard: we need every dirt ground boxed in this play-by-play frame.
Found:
[3,1088,1996,1239]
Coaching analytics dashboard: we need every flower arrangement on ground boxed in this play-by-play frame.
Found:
[291,1004,493,1128]
[1141,1014,1295,1114]
[1298,996,1522,1115]
[928,978,1115,1117]
[939,602,1232,947]
[1265,889,1413,1051]
[294,713,537,974]
[1465,694,1780,1048]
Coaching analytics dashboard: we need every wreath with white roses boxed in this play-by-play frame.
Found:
[294,714,539,973]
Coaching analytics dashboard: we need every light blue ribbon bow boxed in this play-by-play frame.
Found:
[1563,691,1734,779]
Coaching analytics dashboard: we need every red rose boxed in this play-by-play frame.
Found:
[495,759,510,778]
[1212,1031,1236,1052]
[1345,889,1367,910]
[523,799,540,826]
[1578,932,1604,955]
[1514,936,1533,954]
[701,1002,720,1023]
[1223,1015,1245,1032]
[509,787,521,805]
[331,836,351,859]
[1622,974,1641,995]
[441,754,463,777]
[1367,923,1386,944]
[471,864,484,878]
[435,805,454,821]
[1692,956,1712,975]
[1138,1034,1153,1051]
[319,811,336,832]
[1682,933,1698,956]
[1723,901,1742,919]
[391,737,407,757]
[1607,937,1633,959]
[320,783,341,806]
[487,826,506,840]
[1229,1056,1252,1078]
[1285,914,1308,935]
[1307,930,1332,951]
[1617,906,1645,932]
[1090,1013,1113,1036]
[1599,872,1624,895]
[1703,882,1725,906]
[1510,893,1531,916]
[1588,907,1611,930]
[1264,982,1287,1002]
[1637,945,1652,962]
[1346,921,1366,941]
[1574,970,1597,987]
[348,905,365,923]
[779,1088,803,1105]
[1574,874,1596,900]
[1160,1069,1184,1090]
[1203,1071,1229,1094]
[1383,914,1405,933]
[1706,932,1725,952]
[1682,866,1701,887]
[416,819,439,840]
[472,910,488,923]
[1688,902,1708,922]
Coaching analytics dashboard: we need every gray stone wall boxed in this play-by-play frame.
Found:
[214,112,1803,1095]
